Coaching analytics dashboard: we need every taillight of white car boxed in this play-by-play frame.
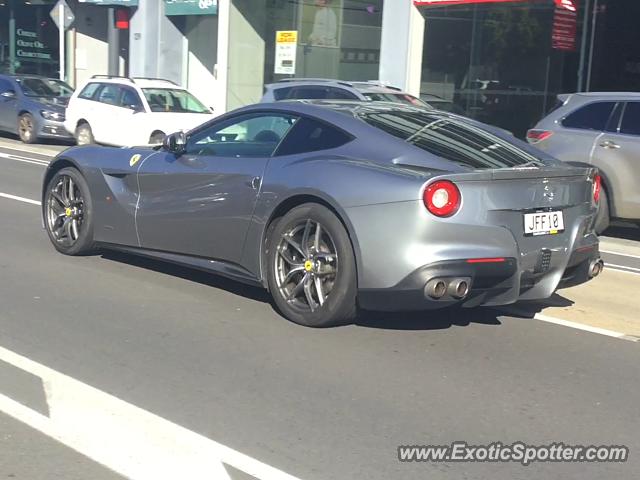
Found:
[526,129,554,144]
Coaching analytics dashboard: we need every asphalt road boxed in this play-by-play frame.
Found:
[0,143,639,480]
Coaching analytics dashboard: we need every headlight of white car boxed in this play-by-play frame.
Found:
[40,110,65,121]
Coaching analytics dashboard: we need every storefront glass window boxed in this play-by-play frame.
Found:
[227,0,384,110]
[419,1,580,138]
[0,1,60,77]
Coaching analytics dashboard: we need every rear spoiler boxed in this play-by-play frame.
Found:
[557,93,572,105]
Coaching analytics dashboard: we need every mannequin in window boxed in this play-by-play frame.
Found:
[309,0,337,47]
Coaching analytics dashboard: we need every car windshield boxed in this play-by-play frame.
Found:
[17,77,74,98]
[362,92,429,108]
[142,88,209,113]
[358,110,543,169]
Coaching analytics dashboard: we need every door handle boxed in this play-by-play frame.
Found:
[599,140,621,149]
[249,176,261,190]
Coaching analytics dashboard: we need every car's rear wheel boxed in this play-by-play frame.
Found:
[594,187,610,234]
[266,203,357,327]
[18,113,37,144]
[44,168,95,256]
[75,123,94,146]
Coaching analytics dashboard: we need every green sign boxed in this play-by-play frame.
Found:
[164,0,218,16]
[79,0,139,6]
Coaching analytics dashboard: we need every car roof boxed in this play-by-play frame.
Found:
[85,76,183,89]
[266,78,409,95]
[568,91,640,99]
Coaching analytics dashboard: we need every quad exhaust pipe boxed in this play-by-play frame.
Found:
[425,277,471,300]
[588,258,604,278]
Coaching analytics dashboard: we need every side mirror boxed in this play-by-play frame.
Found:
[162,131,187,154]
[0,90,16,99]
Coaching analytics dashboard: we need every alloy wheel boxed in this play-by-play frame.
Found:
[19,115,33,142]
[274,219,338,312]
[46,175,85,246]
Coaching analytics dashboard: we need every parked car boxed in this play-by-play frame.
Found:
[419,93,466,115]
[64,76,216,147]
[0,74,74,143]
[261,78,430,107]
[42,101,602,327]
[527,92,640,232]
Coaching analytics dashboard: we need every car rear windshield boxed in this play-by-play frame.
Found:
[142,88,209,113]
[358,110,543,169]
[17,77,73,98]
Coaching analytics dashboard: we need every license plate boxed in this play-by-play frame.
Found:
[523,210,564,236]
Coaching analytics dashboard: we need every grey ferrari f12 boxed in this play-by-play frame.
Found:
[42,101,604,327]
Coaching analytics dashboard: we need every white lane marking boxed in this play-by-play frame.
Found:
[601,249,640,260]
[534,314,639,342]
[0,151,49,166]
[604,263,640,276]
[0,345,304,480]
[0,192,41,206]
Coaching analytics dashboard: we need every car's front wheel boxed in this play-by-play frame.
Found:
[75,123,95,146]
[149,131,166,144]
[266,203,357,327]
[18,113,37,144]
[44,168,95,256]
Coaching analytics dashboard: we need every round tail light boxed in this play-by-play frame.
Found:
[593,174,601,204]
[423,180,461,217]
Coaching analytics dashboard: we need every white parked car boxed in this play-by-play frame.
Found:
[64,76,216,146]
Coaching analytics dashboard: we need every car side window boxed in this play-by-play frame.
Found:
[96,84,122,106]
[619,102,640,136]
[120,88,144,111]
[326,87,358,100]
[561,102,616,131]
[288,86,329,100]
[273,87,293,101]
[275,117,353,156]
[187,113,298,158]
[79,82,100,100]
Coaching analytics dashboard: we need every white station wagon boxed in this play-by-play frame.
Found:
[64,76,216,146]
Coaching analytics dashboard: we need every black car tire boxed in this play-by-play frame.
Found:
[149,131,166,144]
[266,203,357,327]
[18,113,37,144]
[44,167,95,256]
[594,187,610,234]
[75,123,95,146]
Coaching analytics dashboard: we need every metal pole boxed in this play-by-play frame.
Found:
[107,8,119,75]
[8,2,16,74]
[585,0,599,92]
[577,0,591,92]
[59,3,65,81]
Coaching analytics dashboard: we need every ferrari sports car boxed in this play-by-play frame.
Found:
[41,101,603,327]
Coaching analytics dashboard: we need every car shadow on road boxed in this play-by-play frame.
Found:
[0,131,74,147]
[602,222,640,242]
[100,250,272,304]
[355,307,503,331]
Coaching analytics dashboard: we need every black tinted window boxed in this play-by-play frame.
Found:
[289,87,329,99]
[273,87,293,101]
[360,110,542,169]
[620,102,640,136]
[326,88,358,100]
[79,83,100,100]
[276,117,353,156]
[562,102,616,131]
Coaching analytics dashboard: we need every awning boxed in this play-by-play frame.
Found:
[164,0,218,16]
[414,0,576,11]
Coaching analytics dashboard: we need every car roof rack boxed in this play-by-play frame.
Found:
[352,80,402,91]
[132,77,179,86]
[90,74,134,82]
[90,75,179,86]
[275,78,354,87]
